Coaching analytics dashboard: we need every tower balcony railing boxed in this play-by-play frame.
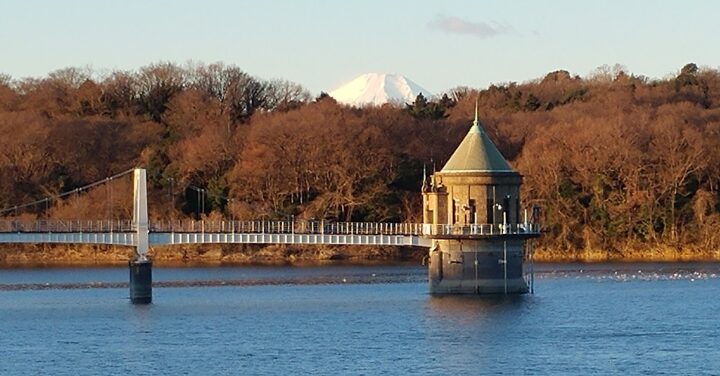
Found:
[421,223,540,237]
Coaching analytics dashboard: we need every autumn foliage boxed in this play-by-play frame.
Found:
[1,62,719,256]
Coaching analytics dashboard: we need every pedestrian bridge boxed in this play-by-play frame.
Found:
[0,169,540,303]
[0,169,540,255]
[0,218,539,249]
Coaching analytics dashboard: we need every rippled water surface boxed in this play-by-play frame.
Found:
[1,263,719,375]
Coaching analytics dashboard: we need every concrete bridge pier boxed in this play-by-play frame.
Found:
[129,168,152,304]
[129,259,152,304]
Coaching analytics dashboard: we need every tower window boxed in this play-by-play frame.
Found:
[452,199,459,224]
[503,195,511,219]
[468,199,476,224]
[486,198,494,224]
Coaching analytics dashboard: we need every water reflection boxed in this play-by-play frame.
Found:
[425,294,529,324]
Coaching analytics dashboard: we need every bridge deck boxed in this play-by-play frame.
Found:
[0,220,538,248]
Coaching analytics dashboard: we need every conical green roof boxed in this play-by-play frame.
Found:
[441,111,514,173]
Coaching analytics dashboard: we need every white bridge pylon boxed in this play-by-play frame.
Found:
[133,169,149,261]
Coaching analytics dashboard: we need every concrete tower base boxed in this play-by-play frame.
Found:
[428,238,528,295]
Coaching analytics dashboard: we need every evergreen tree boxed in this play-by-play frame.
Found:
[406,93,448,120]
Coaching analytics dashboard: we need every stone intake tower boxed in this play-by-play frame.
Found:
[422,108,539,294]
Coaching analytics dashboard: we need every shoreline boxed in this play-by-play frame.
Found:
[0,245,718,268]
[0,244,426,268]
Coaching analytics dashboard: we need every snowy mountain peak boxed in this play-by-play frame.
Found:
[329,73,433,106]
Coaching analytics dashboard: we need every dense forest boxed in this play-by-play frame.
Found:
[1,62,719,260]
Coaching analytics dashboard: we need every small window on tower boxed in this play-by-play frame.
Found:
[503,195,511,219]
[452,199,459,224]
[469,199,476,224]
[486,198,494,224]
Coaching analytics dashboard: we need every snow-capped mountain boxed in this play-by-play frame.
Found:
[329,73,433,106]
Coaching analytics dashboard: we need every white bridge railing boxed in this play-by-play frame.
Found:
[0,220,135,233]
[148,220,426,235]
[0,220,539,236]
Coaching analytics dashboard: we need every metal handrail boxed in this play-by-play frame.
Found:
[421,223,540,236]
[0,219,539,236]
[0,220,134,233]
[145,220,428,235]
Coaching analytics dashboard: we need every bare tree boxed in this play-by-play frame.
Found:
[136,62,186,121]
[264,79,311,111]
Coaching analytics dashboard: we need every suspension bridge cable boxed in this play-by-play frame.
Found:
[0,168,137,215]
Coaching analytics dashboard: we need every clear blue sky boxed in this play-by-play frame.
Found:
[1,0,718,94]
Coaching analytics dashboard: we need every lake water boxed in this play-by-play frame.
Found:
[1,263,719,375]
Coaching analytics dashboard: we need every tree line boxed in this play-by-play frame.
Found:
[1,62,719,255]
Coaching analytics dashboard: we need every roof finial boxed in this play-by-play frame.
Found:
[473,99,479,127]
